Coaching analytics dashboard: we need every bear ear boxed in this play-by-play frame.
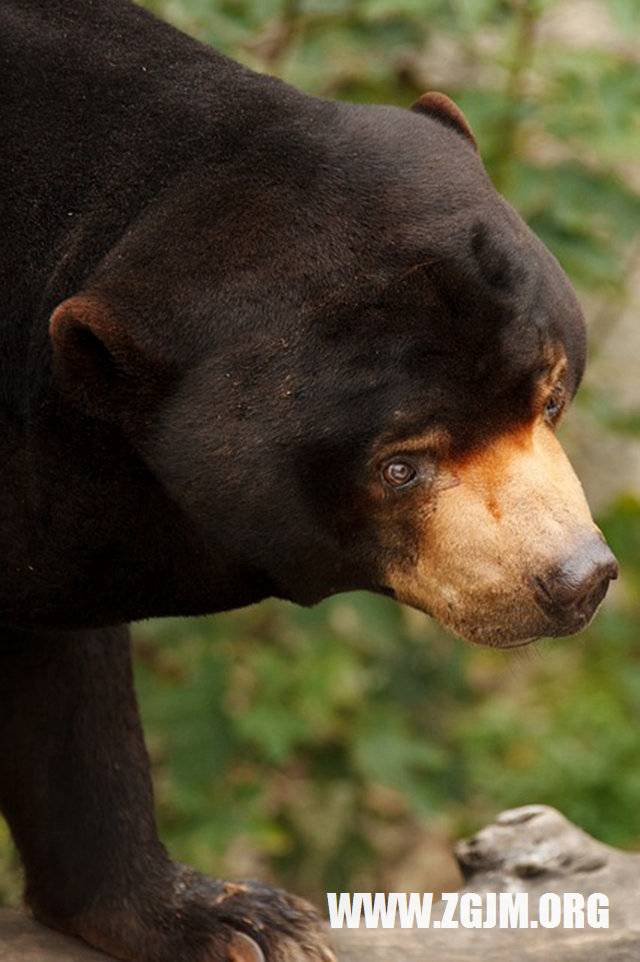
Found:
[411,91,478,153]
[49,294,161,422]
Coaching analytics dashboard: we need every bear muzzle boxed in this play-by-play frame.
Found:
[531,535,619,635]
[380,422,618,647]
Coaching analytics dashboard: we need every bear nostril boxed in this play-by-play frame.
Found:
[534,538,618,622]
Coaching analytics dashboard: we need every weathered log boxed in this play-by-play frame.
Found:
[1,806,638,960]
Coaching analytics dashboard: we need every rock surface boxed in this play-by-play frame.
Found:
[2,806,639,961]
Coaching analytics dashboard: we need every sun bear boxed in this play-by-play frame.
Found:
[0,1,617,960]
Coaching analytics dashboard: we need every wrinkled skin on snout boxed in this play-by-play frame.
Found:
[43,97,617,648]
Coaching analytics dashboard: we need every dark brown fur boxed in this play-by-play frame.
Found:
[0,1,616,959]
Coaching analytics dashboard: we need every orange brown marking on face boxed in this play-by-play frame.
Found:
[382,418,600,647]
[541,354,568,389]
[486,494,501,521]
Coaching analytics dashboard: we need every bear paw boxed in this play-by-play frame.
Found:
[169,868,336,962]
[59,866,336,962]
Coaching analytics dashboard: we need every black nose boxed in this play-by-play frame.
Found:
[534,537,619,631]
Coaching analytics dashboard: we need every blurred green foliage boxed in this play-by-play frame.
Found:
[1,0,639,909]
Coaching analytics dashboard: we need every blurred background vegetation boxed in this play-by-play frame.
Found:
[2,0,639,909]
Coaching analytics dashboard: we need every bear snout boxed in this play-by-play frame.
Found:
[532,536,619,633]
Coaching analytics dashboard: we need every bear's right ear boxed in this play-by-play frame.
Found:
[411,91,478,153]
[49,294,163,423]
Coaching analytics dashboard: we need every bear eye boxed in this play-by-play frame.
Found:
[543,385,565,425]
[382,460,417,489]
